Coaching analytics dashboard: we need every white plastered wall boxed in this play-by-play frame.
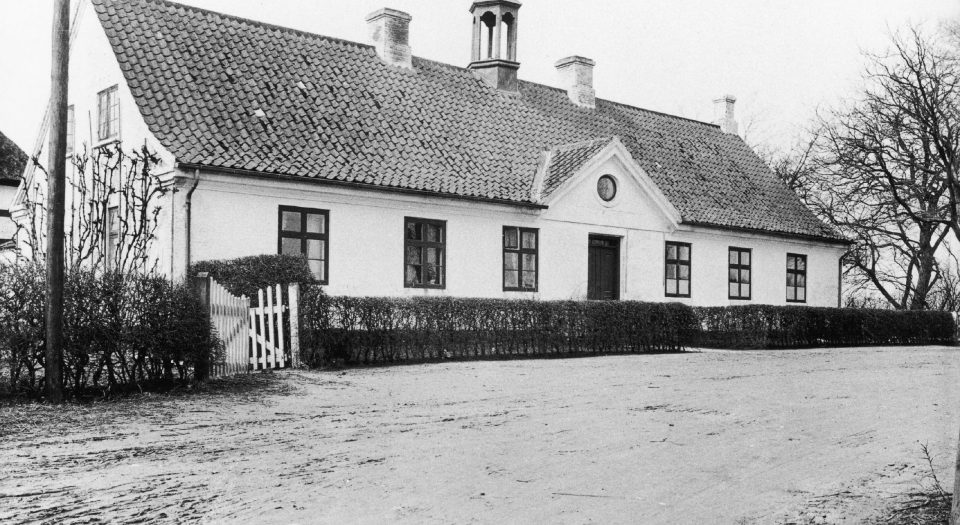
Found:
[13,0,176,268]
[184,149,845,306]
[188,172,541,298]
[0,185,17,241]
[538,149,846,305]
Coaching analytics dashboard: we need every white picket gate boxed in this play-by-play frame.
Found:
[249,284,301,371]
[196,274,300,377]
[208,278,251,376]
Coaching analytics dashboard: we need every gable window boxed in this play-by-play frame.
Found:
[597,175,617,202]
[105,205,119,269]
[405,217,445,288]
[786,253,807,303]
[66,105,75,156]
[728,247,752,300]
[97,85,120,142]
[665,241,691,297]
[503,226,538,291]
[278,206,328,284]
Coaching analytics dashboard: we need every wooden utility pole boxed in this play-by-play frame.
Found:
[45,0,71,403]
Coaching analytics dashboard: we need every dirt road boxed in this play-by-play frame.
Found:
[2,346,958,524]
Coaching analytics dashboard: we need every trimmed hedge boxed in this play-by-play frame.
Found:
[297,292,957,366]
[299,290,699,365]
[694,305,956,349]
[0,263,221,397]
[192,254,314,300]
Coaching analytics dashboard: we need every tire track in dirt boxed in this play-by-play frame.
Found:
[1,348,957,524]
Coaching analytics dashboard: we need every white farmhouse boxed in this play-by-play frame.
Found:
[0,130,27,261]
[13,0,849,306]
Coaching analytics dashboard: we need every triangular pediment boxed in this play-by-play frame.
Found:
[534,136,681,227]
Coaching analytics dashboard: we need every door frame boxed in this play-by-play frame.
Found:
[587,234,621,300]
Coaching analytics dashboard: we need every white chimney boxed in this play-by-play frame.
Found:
[714,94,738,135]
[555,56,596,109]
[366,8,413,69]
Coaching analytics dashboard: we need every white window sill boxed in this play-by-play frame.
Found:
[93,137,121,149]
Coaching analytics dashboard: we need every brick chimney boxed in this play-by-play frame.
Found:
[555,56,596,109]
[714,94,738,135]
[366,8,413,69]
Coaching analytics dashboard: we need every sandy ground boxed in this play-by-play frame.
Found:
[2,346,959,524]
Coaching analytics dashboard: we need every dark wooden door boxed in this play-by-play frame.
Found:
[588,235,620,300]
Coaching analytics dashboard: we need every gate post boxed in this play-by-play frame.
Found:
[192,272,212,381]
[193,272,211,308]
[288,283,301,368]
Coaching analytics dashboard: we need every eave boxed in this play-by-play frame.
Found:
[174,162,550,210]
[681,220,853,246]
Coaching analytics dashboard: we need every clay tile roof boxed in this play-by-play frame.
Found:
[0,130,27,183]
[91,0,845,242]
[541,137,615,199]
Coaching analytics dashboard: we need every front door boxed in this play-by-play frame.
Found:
[588,235,620,300]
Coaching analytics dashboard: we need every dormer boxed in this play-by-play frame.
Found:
[468,1,521,92]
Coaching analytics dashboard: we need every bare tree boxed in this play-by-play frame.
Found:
[767,27,960,310]
[807,111,951,311]
[758,131,821,201]
[928,256,960,311]
[14,142,166,274]
[872,27,960,245]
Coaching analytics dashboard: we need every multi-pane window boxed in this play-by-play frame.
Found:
[97,85,119,141]
[503,226,538,291]
[728,247,752,300]
[105,206,119,269]
[786,253,807,303]
[278,206,328,283]
[405,217,445,288]
[665,241,691,297]
[66,105,75,155]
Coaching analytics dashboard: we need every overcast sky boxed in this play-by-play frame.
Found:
[1,0,957,155]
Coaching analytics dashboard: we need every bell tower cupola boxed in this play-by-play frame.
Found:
[468,1,521,92]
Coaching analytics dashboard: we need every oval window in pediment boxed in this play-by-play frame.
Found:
[597,174,617,202]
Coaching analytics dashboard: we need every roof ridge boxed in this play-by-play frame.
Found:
[413,56,723,130]
[596,95,723,130]
[105,0,722,133]
[102,0,376,51]
[518,80,724,130]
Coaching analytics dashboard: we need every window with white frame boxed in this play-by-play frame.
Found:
[66,105,75,155]
[97,86,119,142]
[728,247,752,300]
[503,226,538,291]
[278,206,329,284]
[665,241,691,297]
[786,253,807,303]
[405,217,445,288]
